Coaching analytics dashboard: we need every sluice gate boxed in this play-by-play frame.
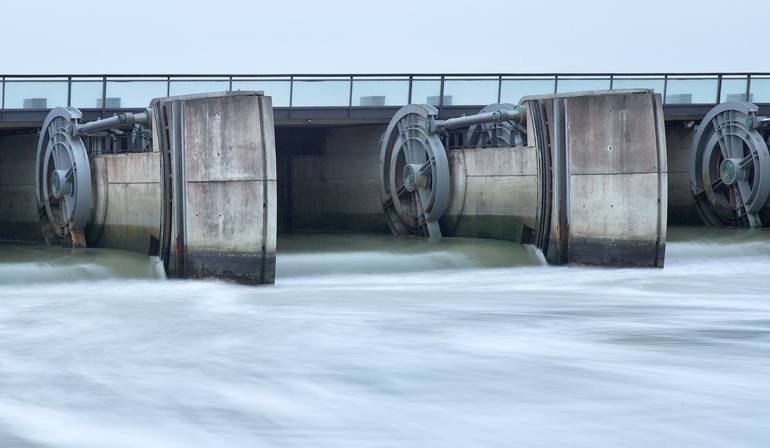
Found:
[32,91,276,284]
[0,85,768,284]
[378,90,667,267]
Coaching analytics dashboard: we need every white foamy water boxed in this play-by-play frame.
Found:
[0,228,769,447]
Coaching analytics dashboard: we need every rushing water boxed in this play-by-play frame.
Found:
[0,228,769,447]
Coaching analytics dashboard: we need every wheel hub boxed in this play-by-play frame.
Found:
[50,169,70,198]
[402,163,426,192]
[719,158,739,185]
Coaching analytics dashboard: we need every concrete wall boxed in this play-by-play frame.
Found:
[443,146,538,241]
[290,125,389,234]
[525,90,668,267]
[159,92,277,284]
[665,123,701,224]
[0,133,41,242]
[564,91,668,267]
[88,152,161,253]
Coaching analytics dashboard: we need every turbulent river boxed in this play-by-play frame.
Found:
[0,228,769,447]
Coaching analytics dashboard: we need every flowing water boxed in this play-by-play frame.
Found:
[0,228,769,447]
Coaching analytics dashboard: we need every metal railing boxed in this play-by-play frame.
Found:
[1,73,769,112]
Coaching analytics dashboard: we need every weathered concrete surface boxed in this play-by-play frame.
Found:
[0,133,42,242]
[526,90,668,267]
[88,152,161,253]
[443,146,538,241]
[290,125,389,234]
[566,91,667,267]
[159,91,277,284]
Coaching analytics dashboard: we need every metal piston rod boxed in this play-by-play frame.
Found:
[430,105,526,133]
[73,109,152,137]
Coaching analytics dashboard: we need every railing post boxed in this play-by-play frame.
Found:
[716,74,723,103]
[439,75,445,109]
[497,74,502,103]
[228,76,233,92]
[662,75,668,104]
[609,74,614,90]
[407,75,413,105]
[746,74,752,102]
[166,76,171,97]
[67,76,72,107]
[348,76,354,108]
[554,75,559,94]
[289,76,294,108]
[1,76,5,110]
[101,76,107,116]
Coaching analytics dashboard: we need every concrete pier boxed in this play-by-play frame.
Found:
[524,90,668,267]
[154,92,277,284]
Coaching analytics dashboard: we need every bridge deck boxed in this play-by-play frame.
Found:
[2,73,770,127]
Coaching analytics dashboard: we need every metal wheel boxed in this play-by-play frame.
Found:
[466,103,526,148]
[380,104,450,238]
[35,107,92,243]
[690,102,770,227]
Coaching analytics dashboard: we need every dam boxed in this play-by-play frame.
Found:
[2,72,769,282]
[1,73,769,447]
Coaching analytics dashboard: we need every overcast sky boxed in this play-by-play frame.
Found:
[3,0,768,74]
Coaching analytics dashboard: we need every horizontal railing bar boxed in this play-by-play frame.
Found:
[7,103,762,111]
[2,72,770,79]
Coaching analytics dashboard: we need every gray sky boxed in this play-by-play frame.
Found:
[3,0,768,74]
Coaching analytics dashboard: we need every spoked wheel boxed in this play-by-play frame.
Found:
[690,102,770,228]
[36,107,92,246]
[379,104,450,238]
[466,103,526,148]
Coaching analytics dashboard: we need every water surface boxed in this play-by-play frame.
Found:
[0,228,769,447]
